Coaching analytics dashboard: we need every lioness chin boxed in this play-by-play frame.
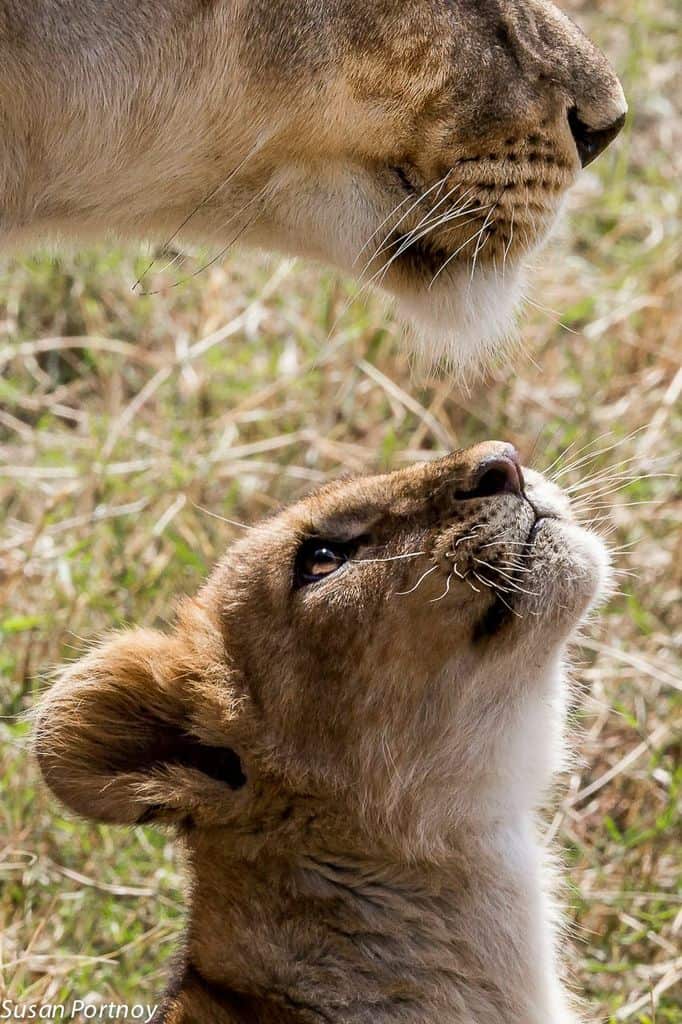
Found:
[1,0,626,371]
[36,443,611,1024]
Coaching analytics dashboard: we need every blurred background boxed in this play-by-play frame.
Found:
[0,0,680,1019]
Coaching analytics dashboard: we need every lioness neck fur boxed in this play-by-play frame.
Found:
[36,442,612,1023]
[1,0,625,369]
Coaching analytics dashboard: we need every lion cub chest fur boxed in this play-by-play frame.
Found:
[36,445,611,1023]
[169,806,570,1023]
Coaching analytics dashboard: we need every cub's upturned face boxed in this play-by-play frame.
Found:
[241,0,626,370]
[36,445,610,848]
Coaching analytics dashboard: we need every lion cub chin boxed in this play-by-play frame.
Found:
[36,442,611,1024]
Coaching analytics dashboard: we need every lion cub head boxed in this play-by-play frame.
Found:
[36,443,610,856]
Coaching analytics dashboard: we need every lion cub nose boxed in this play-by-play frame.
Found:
[459,444,525,499]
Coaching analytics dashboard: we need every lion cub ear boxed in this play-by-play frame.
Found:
[35,628,246,826]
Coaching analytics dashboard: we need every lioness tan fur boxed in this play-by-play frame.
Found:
[36,443,612,1023]
[1,1,625,368]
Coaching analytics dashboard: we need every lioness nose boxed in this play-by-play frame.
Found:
[506,0,627,167]
[462,445,525,499]
[568,107,627,168]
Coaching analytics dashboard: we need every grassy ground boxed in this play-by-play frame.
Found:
[1,0,680,1019]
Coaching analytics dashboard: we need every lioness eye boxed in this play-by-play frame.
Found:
[295,539,352,587]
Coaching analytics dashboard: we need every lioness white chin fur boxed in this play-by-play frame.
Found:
[36,443,612,1023]
[0,0,626,370]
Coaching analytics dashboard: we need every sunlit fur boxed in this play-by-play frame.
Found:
[399,265,527,380]
[36,445,612,1023]
[0,0,625,369]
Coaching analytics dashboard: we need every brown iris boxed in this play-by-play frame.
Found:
[294,539,353,587]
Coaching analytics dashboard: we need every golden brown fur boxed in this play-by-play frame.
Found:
[0,1,625,367]
[36,443,612,1023]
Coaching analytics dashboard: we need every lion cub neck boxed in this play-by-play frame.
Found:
[160,816,573,1024]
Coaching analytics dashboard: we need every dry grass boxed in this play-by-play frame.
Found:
[0,0,680,1018]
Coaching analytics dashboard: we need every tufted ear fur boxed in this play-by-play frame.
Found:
[35,618,247,826]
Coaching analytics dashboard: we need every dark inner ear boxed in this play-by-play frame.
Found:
[35,628,250,827]
[141,722,247,790]
[133,725,247,827]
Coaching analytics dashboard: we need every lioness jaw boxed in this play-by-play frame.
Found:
[0,0,626,368]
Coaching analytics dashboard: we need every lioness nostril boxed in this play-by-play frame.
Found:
[568,107,627,168]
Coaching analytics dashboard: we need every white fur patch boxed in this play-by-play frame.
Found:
[394,266,527,381]
[560,520,615,613]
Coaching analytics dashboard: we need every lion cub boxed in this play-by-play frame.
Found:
[36,442,611,1023]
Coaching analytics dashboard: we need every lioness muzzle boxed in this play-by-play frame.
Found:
[0,0,626,370]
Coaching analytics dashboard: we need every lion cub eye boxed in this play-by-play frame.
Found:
[295,539,353,587]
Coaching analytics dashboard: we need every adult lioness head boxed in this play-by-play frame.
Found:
[2,0,625,369]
